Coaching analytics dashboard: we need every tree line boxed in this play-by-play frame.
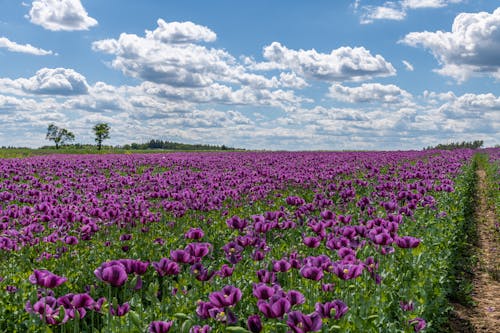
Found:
[46,123,110,150]
[424,140,484,150]
[122,139,235,151]
[44,125,236,151]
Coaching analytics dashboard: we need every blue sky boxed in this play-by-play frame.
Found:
[0,0,498,150]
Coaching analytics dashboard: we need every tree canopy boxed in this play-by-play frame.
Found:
[93,123,110,150]
[45,124,75,149]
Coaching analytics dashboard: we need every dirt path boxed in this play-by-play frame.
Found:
[451,169,500,332]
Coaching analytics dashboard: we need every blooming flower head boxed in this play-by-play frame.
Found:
[286,310,322,332]
[409,317,426,332]
[153,258,180,277]
[247,314,263,333]
[94,261,128,287]
[149,320,173,333]
[29,269,67,289]
[208,285,242,308]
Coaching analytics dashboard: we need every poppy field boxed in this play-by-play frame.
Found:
[0,150,493,332]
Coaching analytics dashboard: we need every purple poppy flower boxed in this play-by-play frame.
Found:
[257,296,291,319]
[186,242,212,258]
[256,269,276,284]
[217,264,234,278]
[191,263,215,282]
[110,302,130,316]
[331,262,364,280]
[226,215,247,230]
[315,300,348,319]
[153,258,180,276]
[409,317,426,332]
[190,325,212,333]
[272,259,292,272]
[287,290,305,306]
[247,314,263,333]
[185,227,205,240]
[208,285,242,308]
[400,300,414,311]
[300,266,324,281]
[119,259,149,275]
[303,236,321,248]
[29,269,67,289]
[395,236,421,249]
[170,249,192,264]
[287,310,322,332]
[196,301,217,319]
[252,283,275,300]
[149,320,173,333]
[94,262,128,287]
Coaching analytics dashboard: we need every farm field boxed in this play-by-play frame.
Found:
[0,150,498,332]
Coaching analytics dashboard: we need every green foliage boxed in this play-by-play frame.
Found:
[46,124,75,149]
[424,140,484,151]
[92,123,111,150]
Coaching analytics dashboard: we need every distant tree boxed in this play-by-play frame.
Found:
[45,124,75,149]
[93,123,110,150]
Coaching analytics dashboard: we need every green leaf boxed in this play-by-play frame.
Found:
[225,327,251,333]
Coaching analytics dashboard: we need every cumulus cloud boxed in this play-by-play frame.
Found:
[360,3,406,24]
[21,68,89,95]
[92,20,278,90]
[358,0,463,24]
[145,19,216,43]
[28,0,98,31]
[328,83,413,104]
[0,37,54,55]
[401,7,500,82]
[261,42,396,82]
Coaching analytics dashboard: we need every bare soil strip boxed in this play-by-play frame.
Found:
[451,169,500,332]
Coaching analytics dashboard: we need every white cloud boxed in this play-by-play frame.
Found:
[28,0,98,31]
[328,83,413,104]
[358,0,463,24]
[402,0,462,9]
[402,60,414,71]
[0,37,54,55]
[278,72,309,89]
[261,42,396,82]
[21,68,89,95]
[145,19,217,44]
[401,7,500,82]
[360,3,406,24]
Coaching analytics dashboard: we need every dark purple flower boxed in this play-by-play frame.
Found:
[395,236,421,249]
[272,259,292,272]
[149,320,173,333]
[29,269,67,289]
[185,227,205,240]
[208,285,242,307]
[303,236,321,248]
[170,249,192,264]
[257,297,291,319]
[110,302,130,316]
[400,300,414,311]
[252,283,275,300]
[300,266,324,281]
[191,263,215,281]
[186,242,212,258]
[286,310,322,332]
[409,317,426,332]
[153,258,180,276]
[247,314,263,333]
[190,325,212,333]
[226,215,247,230]
[315,300,348,319]
[287,290,305,306]
[331,262,363,280]
[196,301,216,319]
[217,264,234,278]
[94,262,128,287]
[256,269,276,284]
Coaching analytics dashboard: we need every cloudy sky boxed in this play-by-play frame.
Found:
[0,0,498,150]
